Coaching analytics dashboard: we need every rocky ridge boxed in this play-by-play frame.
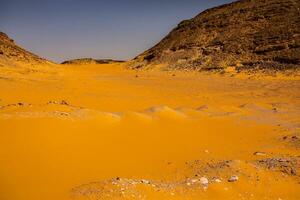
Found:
[0,32,49,65]
[132,0,300,72]
[61,58,125,65]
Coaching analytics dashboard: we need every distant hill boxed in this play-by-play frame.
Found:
[0,32,50,65]
[132,0,300,72]
[61,58,125,65]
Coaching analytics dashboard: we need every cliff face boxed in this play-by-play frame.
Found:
[0,32,49,65]
[132,0,300,71]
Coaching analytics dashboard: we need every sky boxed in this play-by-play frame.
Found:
[0,0,233,62]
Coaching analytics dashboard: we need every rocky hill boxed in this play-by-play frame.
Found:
[132,0,300,72]
[0,32,50,65]
[61,58,124,65]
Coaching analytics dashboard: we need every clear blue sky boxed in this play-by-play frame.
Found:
[0,0,233,62]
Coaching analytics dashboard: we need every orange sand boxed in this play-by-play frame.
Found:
[0,63,299,200]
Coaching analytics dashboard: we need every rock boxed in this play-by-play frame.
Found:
[256,157,300,176]
[200,177,209,186]
[213,178,222,183]
[291,136,299,140]
[190,179,198,183]
[228,175,239,182]
[291,168,297,176]
[186,178,199,186]
[140,179,151,184]
[254,152,267,156]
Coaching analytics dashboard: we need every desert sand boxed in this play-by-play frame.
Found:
[0,62,299,200]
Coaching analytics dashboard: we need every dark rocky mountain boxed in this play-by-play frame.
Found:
[132,0,300,72]
[0,32,49,65]
[61,58,125,65]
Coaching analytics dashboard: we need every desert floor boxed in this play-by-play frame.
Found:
[0,63,300,200]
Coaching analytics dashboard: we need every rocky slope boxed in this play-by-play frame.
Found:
[132,0,300,72]
[61,58,124,65]
[0,32,49,66]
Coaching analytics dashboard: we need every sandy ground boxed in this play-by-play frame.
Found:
[0,63,300,200]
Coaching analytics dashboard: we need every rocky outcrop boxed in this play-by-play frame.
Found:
[132,0,300,71]
[61,58,125,65]
[0,32,49,64]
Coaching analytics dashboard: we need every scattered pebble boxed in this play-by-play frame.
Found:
[61,100,69,105]
[47,100,69,106]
